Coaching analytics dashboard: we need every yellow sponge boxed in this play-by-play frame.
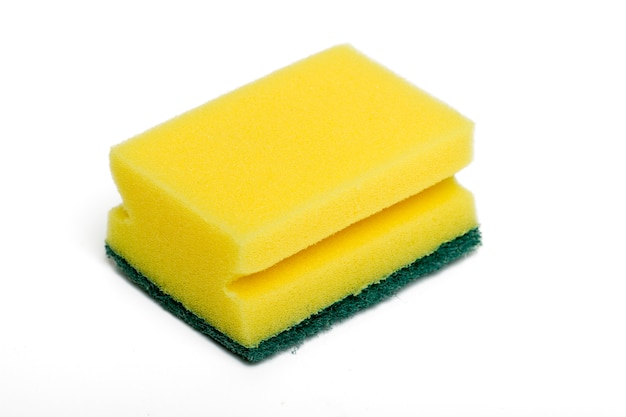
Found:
[106,44,479,360]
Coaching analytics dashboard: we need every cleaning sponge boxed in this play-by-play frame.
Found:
[106,44,480,361]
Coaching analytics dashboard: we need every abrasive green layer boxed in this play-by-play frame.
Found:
[105,227,480,362]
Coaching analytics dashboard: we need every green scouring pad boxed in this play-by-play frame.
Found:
[106,228,480,362]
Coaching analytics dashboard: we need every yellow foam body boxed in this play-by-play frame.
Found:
[107,45,477,347]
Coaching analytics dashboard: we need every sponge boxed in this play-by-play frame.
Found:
[106,44,480,361]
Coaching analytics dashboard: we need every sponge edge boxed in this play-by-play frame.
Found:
[108,175,479,348]
[106,227,481,362]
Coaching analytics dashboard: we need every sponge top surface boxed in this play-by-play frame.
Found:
[111,44,472,273]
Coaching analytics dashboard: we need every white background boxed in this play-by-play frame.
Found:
[1,1,625,416]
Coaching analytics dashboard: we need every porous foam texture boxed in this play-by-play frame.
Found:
[109,44,474,275]
[106,44,480,359]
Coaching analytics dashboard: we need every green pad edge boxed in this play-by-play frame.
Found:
[105,227,481,362]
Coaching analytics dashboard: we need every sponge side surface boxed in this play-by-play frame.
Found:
[110,44,474,274]
[107,176,478,348]
[227,177,478,346]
